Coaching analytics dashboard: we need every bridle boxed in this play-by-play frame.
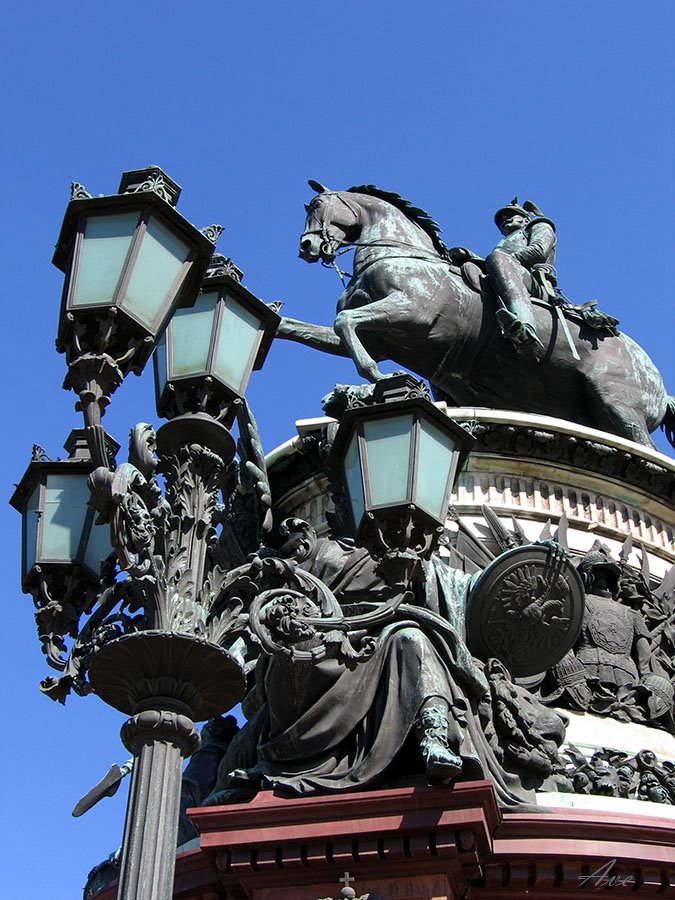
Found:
[302,192,361,257]
[302,191,449,287]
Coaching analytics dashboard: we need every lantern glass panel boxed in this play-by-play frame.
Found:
[363,414,414,506]
[212,294,262,395]
[169,292,217,378]
[414,417,457,520]
[83,516,112,576]
[343,430,365,527]
[41,474,90,562]
[122,216,191,327]
[23,482,41,578]
[155,329,168,395]
[72,212,138,307]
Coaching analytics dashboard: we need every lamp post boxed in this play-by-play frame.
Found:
[12,168,279,900]
[12,171,471,900]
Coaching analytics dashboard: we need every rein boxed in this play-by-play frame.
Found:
[322,238,451,285]
[303,190,450,286]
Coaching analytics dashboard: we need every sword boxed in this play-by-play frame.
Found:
[554,302,580,360]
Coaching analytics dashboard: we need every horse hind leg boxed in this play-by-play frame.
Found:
[585,381,657,448]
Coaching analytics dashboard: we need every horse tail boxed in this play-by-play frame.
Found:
[661,395,675,449]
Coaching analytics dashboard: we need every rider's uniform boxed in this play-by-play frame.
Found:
[492,216,556,284]
[487,216,557,349]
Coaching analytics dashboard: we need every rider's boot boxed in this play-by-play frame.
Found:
[415,699,462,785]
[496,307,545,357]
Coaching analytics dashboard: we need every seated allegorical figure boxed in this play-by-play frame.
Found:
[198,533,567,810]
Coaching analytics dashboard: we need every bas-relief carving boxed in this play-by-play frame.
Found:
[535,541,675,728]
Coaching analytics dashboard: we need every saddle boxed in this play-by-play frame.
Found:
[460,261,620,335]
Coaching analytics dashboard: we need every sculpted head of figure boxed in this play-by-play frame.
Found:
[577,540,621,596]
[494,197,529,234]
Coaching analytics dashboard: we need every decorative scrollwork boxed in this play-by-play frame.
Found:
[31,444,50,462]
[205,252,243,281]
[33,404,280,703]
[70,181,92,200]
[124,170,174,204]
[199,224,224,244]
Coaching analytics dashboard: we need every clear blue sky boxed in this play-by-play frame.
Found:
[1,2,673,896]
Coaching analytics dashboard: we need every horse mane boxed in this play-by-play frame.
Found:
[347,184,449,256]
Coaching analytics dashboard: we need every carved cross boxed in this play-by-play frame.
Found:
[340,872,355,889]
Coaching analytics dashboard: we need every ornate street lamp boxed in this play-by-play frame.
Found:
[53,166,219,465]
[10,430,117,688]
[153,255,280,427]
[12,174,466,900]
[327,374,474,577]
[11,168,283,900]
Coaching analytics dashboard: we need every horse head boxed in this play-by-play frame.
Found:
[299,180,361,264]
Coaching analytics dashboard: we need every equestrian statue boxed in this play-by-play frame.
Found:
[277,182,674,450]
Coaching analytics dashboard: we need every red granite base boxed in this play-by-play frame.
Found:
[191,780,498,900]
[92,779,675,898]
[187,781,675,899]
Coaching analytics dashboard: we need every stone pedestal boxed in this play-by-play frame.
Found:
[179,781,674,899]
[190,781,500,900]
[87,743,675,898]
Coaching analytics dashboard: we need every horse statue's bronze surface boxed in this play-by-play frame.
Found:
[278,182,674,449]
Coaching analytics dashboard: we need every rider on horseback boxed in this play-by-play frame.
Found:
[485,198,556,355]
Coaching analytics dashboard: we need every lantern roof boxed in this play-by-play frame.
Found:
[9,429,119,513]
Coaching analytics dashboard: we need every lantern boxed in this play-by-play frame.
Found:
[53,166,216,377]
[328,376,474,544]
[154,268,280,423]
[10,430,117,588]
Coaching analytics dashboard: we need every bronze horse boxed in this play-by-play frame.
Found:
[277,182,674,449]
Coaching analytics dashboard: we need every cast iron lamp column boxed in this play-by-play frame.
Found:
[12,168,278,900]
[88,257,279,900]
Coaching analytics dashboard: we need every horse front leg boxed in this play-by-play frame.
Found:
[334,292,417,382]
[276,316,349,357]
